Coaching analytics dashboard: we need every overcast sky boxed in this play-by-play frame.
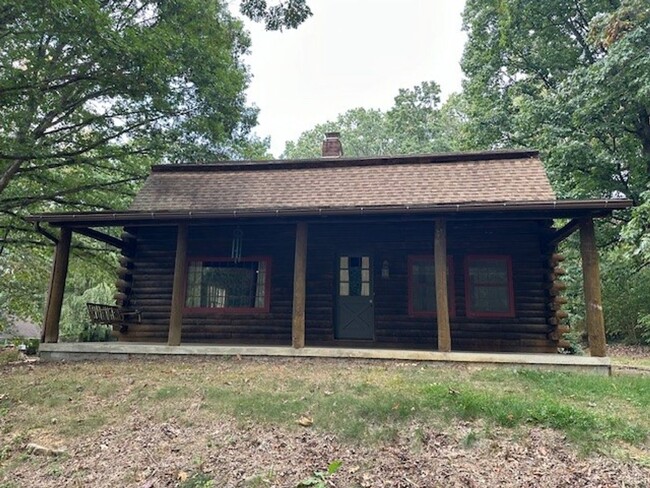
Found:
[239,1,467,157]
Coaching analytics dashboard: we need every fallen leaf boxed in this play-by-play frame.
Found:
[297,416,313,427]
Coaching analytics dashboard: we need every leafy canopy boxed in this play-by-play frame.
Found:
[0,0,271,324]
[283,81,466,158]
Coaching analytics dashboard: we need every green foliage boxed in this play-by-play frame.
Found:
[283,81,466,158]
[461,0,650,344]
[240,0,312,31]
[60,281,115,342]
[0,0,271,319]
[6,338,40,355]
[177,473,215,488]
[601,250,650,344]
[296,460,342,488]
[0,349,21,365]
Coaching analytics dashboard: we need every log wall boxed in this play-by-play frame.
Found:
[119,219,559,353]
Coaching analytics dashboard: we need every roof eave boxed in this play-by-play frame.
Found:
[26,199,633,227]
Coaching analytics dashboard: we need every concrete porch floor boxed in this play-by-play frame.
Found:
[38,342,612,375]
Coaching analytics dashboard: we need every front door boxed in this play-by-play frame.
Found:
[335,255,374,340]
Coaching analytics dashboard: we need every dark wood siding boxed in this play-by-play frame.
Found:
[120,219,558,353]
[122,224,294,344]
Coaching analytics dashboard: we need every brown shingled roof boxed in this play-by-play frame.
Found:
[130,150,556,213]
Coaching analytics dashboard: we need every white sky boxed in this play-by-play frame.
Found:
[239,0,467,157]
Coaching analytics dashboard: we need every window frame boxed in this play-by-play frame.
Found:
[183,256,272,314]
[464,255,515,318]
[407,255,456,318]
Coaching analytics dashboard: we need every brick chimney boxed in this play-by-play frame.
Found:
[321,132,343,158]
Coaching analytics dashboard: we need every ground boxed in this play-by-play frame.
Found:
[1,345,649,487]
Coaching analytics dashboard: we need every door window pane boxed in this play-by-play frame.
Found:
[339,255,371,297]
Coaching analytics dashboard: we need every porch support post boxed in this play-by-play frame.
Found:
[168,223,188,346]
[579,218,607,357]
[43,227,72,343]
[292,222,308,349]
[434,219,451,352]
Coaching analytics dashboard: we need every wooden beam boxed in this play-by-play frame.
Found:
[74,227,126,249]
[43,228,72,343]
[579,218,607,357]
[168,223,188,346]
[548,218,583,246]
[292,222,308,348]
[434,219,451,352]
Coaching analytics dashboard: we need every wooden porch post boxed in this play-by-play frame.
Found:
[434,219,451,352]
[579,218,607,357]
[43,228,72,343]
[292,222,308,349]
[168,223,188,346]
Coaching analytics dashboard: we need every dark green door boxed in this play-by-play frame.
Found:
[335,255,374,340]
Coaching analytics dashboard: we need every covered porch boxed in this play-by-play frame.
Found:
[30,200,626,361]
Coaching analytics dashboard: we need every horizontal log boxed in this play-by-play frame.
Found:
[549,253,566,265]
[118,256,134,268]
[115,279,132,290]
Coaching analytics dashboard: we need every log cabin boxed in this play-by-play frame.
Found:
[29,134,632,359]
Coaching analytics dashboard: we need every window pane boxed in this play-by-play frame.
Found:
[468,259,508,285]
[186,260,267,309]
[340,282,349,296]
[467,258,511,314]
[361,282,370,296]
[411,259,436,312]
[362,256,370,269]
[340,257,348,269]
[340,269,349,282]
[349,264,362,296]
[470,285,510,312]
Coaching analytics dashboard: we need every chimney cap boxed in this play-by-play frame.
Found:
[321,131,343,158]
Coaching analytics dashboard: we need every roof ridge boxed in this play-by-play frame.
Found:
[151,149,539,173]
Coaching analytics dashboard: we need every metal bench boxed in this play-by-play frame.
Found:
[86,303,141,334]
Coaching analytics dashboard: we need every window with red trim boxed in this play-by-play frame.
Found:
[464,256,514,317]
[408,256,455,317]
[185,258,270,312]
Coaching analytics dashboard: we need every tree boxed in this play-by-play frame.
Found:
[240,0,312,30]
[283,81,466,158]
[461,0,650,343]
[0,0,272,324]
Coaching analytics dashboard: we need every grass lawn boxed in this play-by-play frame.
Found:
[1,354,649,487]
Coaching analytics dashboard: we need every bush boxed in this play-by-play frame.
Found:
[601,255,650,345]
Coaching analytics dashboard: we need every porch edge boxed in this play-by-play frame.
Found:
[38,343,611,374]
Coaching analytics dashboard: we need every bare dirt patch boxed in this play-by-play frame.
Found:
[4,416,650,487]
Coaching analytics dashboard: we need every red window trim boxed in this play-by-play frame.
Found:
[183,256,272,314]
[407,255,456,318]
[464,255,515,318]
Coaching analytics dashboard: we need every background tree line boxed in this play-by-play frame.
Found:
[1,0,648,344]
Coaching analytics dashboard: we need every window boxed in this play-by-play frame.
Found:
[464,256,514,317]
[339,256,371,297]
[408,256,455,317]
[185,258,270,312]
